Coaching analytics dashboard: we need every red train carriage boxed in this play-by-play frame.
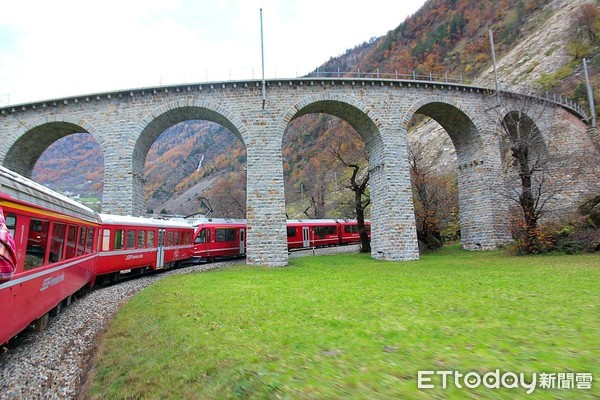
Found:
[0,166,101,344]
[287,219,371,249]
[97,214,194,283]
[338,220,371,245]
[188,218,246,263]
[286,219,340,249]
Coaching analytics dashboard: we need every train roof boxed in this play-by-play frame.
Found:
[99,213,194,229]
[0,166,101,224]
[286,219,368,224]
[184,217,247,227]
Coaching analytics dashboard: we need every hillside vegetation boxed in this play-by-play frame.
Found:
[32,0,600,221]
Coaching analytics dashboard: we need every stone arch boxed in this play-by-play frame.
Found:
[135,99,248,165]
[402,96,505,250]
[3,115,103,178]
[501,110,547,153]
[129,99,249,214]
[278,93,385,164]
[402,95,484,164]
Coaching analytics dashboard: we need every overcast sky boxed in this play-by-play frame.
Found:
[0,0,426,105]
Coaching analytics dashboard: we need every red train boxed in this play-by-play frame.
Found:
[187,218,370,263]
[0,166,194,345]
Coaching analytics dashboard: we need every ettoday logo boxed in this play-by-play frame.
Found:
[417,370,593,394]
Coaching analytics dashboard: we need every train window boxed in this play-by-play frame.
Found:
[314,225,336,238]
[5,214,16,238]
[137,230,146,248]
[174,231,180,245]
[344,225,358,234]
[183,231,192,244]
[50,223,66,263]
[195,229,207,244]
[65,225,78,259]
[147,230,155,247]
[114,229,124,250]
[102,229,111,251]
[167,231,174,246]
[78,226,87,255]
[287,227,297,237]
[86,228,95,253]
[127,230,136,249]
[25,219,49,270]
[215,228,236,242]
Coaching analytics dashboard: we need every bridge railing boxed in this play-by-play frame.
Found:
[305,69,588,122]
[306,68,472,85]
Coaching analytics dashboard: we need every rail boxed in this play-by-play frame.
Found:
[306,69,588,122]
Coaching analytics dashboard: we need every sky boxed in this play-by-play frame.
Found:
[0,0,426,105]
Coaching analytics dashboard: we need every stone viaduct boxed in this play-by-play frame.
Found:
[0,78,595,266]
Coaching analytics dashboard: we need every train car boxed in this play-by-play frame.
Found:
[286,219,341,249]
[189,218,246,263]
[0,166,102,344]
[97,214,194,283]
[338,220,371,245]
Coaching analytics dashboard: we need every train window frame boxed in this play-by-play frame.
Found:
[49,222,67,263]
[25,218,49,270]
[5,214,16,238]
[114,229,124,250]
[78,226,87,256]
[102,229,111,251]
[215,228,236,242]
[137,230,146,248]
[195,228,207,244]
[65,225,78,260]
[344,225,358,234]
[147,230,155,247]
[126,230,136,249]
[86,228,95,253]
[314,225,337,238]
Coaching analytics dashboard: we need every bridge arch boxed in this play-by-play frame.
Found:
[126,100,249,214]
[280,94,384,154]
[278,93,419,260]
[3,115,102,179]
[402,96,508,250]
[136,99,248,164]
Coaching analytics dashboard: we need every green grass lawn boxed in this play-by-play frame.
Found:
[88,247,599,399]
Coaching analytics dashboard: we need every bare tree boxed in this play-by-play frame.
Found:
[407,139,443,249]
[492,93,578,253]
[329,146,371,253]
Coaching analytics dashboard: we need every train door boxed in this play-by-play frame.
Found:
[302,226,310,248]
[239,228,245,255]
[156,229,165,269]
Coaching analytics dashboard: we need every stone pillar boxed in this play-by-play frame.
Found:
[456,125,511,250]
[370,126,420,261]
[244,123,288,267]
[95,122,142,216]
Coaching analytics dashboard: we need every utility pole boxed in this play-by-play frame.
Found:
[583,58,596,127]
[260,8,266,109]
[489,28,500,95]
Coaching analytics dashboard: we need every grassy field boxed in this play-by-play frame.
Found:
[88,247,599,399]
